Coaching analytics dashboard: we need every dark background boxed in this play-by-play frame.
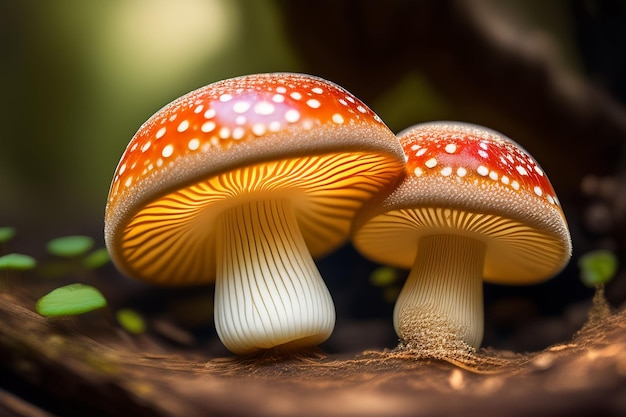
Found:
[2,0,626,355]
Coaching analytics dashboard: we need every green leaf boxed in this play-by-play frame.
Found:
[116,308,146,334]
[36,284,107,317]
[0,227,16,244]
[47,236,94,258]
[578,249,618,287]
[369,266,398,287]
[0,253,37,270]
[82,248,111,270]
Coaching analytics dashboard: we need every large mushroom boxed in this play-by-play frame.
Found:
[352,122,571,355]
[105,73,405,354]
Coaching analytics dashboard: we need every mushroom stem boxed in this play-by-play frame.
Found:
[394,234,485,353]
[214,199,335,354]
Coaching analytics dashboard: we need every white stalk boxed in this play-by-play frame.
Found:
[214,199,335,354]
[394,234,485,352]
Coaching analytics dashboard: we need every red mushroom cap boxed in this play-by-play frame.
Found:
[105,73,405,285]
[353,122,572,285]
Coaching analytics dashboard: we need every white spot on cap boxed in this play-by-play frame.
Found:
[290,92,302,100]
[269,121,281,132]
[125,176,133,187]
[311,87,323,94]
[194,105,204,114]
[511,180,520,190]
[535,166,544,176]
[338,99,348,106]
[177,120,190,132]
[119,163,127,175]
[219,93,233,102]
[416,148,427,157]
[478,150,488,159]
[204,108,216,119]
[534,186,543,196]
[516,166,529,176]
[306,99,321,109]
[276,86,287,94]
[477,165,489,176]
[457,167,467,177]
[345,96,355,103]
[272,94,285,103]
[252,123,266,136]
[356,105,367,113]
[219,127,230,139]
[141,141,151,153]
[489,171,499,181]
[479,142,488,150]
[441,167,453,176]
[445,143,457,154]
[501,175,510,185]
[201,121,216,133]
[332,113,344,124]
[232,127,245,140]
[254,101,275,115]
[162,144,174,158]
[156,127,166,139]
[233,101,251,113]
[414,167,423,176]
[188,138,200,150]
[285,109,300,123]
[235,115,247,125]
[425,158,437,168]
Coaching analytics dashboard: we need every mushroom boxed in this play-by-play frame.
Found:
[105,73,405,354]
[352,122,571,355]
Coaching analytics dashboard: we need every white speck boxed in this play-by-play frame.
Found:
[457,167,467,177]
[233,101,251,113]
[269,121,281,132]
[477,165,489,176]
[414,167,423,176]
[130,143,138,151]
[302,120,313,130]
[194,105,204,114]
[131,161,137,169]
[272,94,285,103]
[290,92,302,100]
[169,114,177,122]
[311,87,323,94]
[252,123,266,136]
[156,127,166,139]
[201,121,216,133]
[356,105,367,113]
[219,93,232,102]
[534,186,543,196]
[425,158,437,168]
[411,144,420,151]
[338,99,348,106]
[441,167,453,176]
[188,138,200,150]
[547,195,555,205]
[125,176,133,187]
[204,108,216,119]
[235,115,247,125]
[254,101,275,115]
[156,158,163,167]
[219,127,230,139]
[445,143,457,154]
[119,163,127,175]
[161,144,174,158]
[306,99,321,109]
[141,141,151,152]
[511,180,520,190]
[209,137,219,147]
[506,154,514,163]
[489,171,499,181]
[516,166,529,176]
[478,150,488,158]
[232,127,245,139]
[345,96,355,103]
[479,142,488,150]
[276,86,287,94]
[177,120,190,132]
[416,148,427,157]
[501,175,510,185]
[332,113,344,124]
[285,109,300,123]
[147,164,153,171]
[535,166,544,176]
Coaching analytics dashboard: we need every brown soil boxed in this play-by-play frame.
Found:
[0,291,625,417]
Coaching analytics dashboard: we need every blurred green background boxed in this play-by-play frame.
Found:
[2,0,625,352]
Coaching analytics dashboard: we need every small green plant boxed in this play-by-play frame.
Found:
[42,235,110,278]
[0,253,37,271]
[36,283,107,317]
[0,227,16,245]
[116,308,146,334]
[369,266,402,304]
[578,249,618,287]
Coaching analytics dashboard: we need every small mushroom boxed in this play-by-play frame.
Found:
[105,73,405,354]
[352,122,571,353]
